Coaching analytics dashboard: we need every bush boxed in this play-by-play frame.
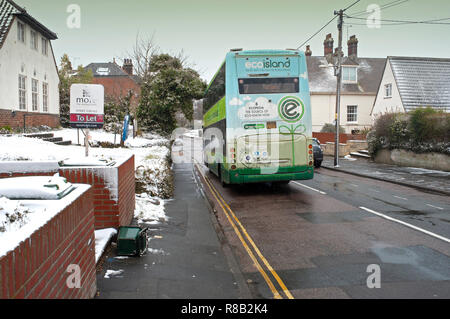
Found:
[368,108,450,157]
[320,123,346,134]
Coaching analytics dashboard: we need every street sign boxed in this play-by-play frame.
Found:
[70,84,104,129]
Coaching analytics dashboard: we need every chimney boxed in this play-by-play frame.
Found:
[305,45,312,57]
[122,58,133,75]
[324,33,334,63]
[347,35,358,60]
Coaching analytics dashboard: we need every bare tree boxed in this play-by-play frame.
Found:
[127,32,159,79]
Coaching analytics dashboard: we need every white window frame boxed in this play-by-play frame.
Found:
[41,37,48,56]
[384,83,392,98]
[30,30,38,51]
[347,105,358,123]
[19,75,27,110]
[42,82,49,112]
[342,66,357,83]
[32,79,39,111]
[17,21,25,43]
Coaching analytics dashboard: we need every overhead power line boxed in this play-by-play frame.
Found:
[296,0,361,49]
[344,15,450,25]
[349,0,410,17]
[296,15,338,49]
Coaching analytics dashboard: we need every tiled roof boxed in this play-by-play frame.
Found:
[306,56,386,94]
[85,62,129,77]
[0,0,20,48]
[0,0,57,49]
[389,56,450,112]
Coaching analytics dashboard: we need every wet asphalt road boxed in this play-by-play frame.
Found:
[201,165,450,299]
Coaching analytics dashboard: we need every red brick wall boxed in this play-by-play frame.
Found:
[0,156,135,230]
[313,132,366,144]
[117,154,135,226]
[0,109,60,129]
[92,77,140,112]
[0,186,96,299]
[59,155,135,230]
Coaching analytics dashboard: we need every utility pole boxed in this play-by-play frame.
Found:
[333,9,344,167]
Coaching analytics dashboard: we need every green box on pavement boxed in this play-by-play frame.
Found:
[117,226,148,256]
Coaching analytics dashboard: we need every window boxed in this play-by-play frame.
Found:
[384,83,392,98]
[347,105,357,123]
[41,38,48,56]
[32,79,39,111]
[18,75,26,110]
[30,30,38,50]
[238,78,299,94]
[342,67,357,82]
[43,82,49,112]
[203,63,225,114]
[17,22,25,43]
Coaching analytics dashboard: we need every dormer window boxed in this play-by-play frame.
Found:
[342,66,357,83]
[96,68,110,76]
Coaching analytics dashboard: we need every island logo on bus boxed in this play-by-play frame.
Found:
[245,59,291,70]
[278,96,304,123]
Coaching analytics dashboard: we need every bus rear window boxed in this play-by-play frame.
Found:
[238,78,299,94]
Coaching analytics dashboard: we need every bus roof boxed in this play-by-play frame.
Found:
[205,49,304,94]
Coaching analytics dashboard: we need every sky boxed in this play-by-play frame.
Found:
[16,0,450,83]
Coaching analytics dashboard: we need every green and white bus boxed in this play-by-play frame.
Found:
[203,49,314,185]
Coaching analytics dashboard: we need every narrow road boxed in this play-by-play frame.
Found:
[198,165,450,299]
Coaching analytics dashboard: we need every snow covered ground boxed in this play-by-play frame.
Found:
[0,128,171,258]
[95,228,117,263]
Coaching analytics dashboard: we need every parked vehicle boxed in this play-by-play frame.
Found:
[312,138,323,168]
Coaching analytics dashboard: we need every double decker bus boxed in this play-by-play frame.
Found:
[203,49,314,185]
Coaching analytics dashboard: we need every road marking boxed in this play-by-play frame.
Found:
[195,164,292,299]
[291,181,327,195]
[369,188,380,193]
[360,207,450,244]
[426,204,444,210]
[201,173,283,299]
[350,184,359,187]
[208,178,295,299]
[393,195,408,201]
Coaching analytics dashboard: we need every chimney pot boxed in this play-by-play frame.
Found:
[324,33,334,63]
[347,35,358,60]
[305,45,312,57]
[122,58,133,76]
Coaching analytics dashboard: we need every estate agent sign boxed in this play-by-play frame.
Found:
[70,84,105,129]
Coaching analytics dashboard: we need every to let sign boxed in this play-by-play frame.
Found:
[70,84,105,129]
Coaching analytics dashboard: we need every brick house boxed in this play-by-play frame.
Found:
[0,0,60,130]
[84,59,141,115]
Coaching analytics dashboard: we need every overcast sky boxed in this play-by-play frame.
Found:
[17,0,450,83]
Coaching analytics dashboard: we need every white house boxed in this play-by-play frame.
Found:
[371,56,450,117]
[0,0,59,129]
[306,34,385,134]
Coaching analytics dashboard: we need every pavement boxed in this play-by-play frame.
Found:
[321,156,450,195]
[95,163,249,299]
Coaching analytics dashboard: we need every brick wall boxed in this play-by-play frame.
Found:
[313,132,366,144]
[0,109,60,129]
[0,186,96,299]
[0,156,136,230]
[59,155,135,229]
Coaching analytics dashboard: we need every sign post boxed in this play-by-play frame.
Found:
[70,84,104,156]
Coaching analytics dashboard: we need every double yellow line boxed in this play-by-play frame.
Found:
[196,164,294,299]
